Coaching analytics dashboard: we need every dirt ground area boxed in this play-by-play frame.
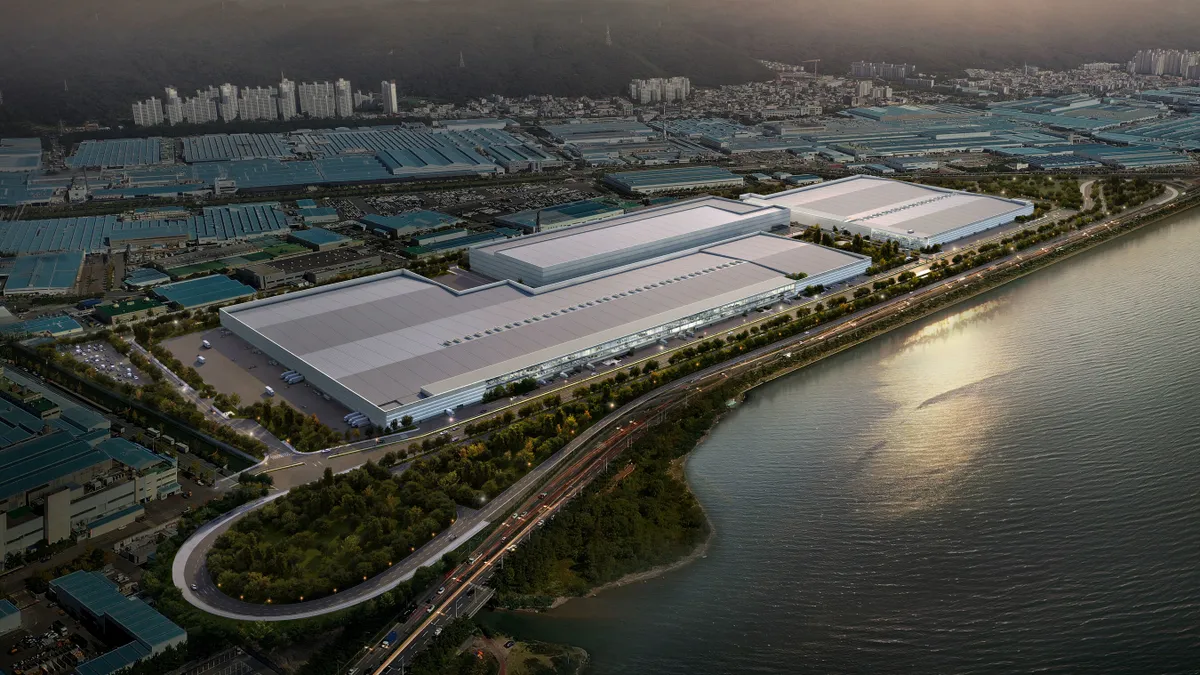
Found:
[162,328,352,432]
[73,256,109,296]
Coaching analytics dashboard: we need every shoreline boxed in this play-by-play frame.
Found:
[535,192,1199,612]
[545,414,729,610]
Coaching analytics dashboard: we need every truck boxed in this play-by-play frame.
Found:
[264,386,275,396]
[201,339,212,349]
[381,630,398,648]
[196,355,206,364]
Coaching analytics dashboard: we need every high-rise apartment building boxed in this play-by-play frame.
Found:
[382,80,399,114]
[182,90,219,124]
[335,79,354,117]
[239,86,278,121]
[628,77,691,104]
[856,80,874,97]
[851,61,915,81]
[218,83,239,121]
[278,78,298,120]
[298,81,336,118]
[131,97,164,127]
[1131,49,1199,76]
[163,87,184,125]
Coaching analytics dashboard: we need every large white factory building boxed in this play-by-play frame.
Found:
[221,197,870,426]
[742,175,1034,248]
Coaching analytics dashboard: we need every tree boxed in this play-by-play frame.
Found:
[323,467,334,487]
[401,415,413,427]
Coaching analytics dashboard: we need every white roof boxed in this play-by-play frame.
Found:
[224,234,865,408]
[476,197,774,270]
[749,175,1030,238]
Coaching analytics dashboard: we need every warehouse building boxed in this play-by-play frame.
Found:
[359,211,462,239]
[495,199,625,233]
[236,248,382,290]
[50,570,186,675]
[222,201,867,427]
[1,251,85,295]
[742,175,1033,248]
[472,197,788,287]
[153,275,256,309]
[602,166,744,195]
[0,314,83,338]
[288,227,354,251]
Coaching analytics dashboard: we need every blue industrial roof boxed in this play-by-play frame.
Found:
[50,571,186,650]
[181,133,293,163]
[0,599,17,619]
[296,199,318,208]
[360,211,461,234]
[124,267,172,288]
[67,139,165,169]
[0,138,42,172]
[2,251,84,293]
[405,228,520,255]
[154,275,255,308]
[0,399,45,448]
[97,437,163,471]
[290,227,347,246]
[298,207,339,218]
[0,314,82,337]
[75,640,151,675]
[0,431,105,501]
[496,199,623,230]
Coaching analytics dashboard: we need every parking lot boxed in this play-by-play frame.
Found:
[0,604,99,675]
[161,328,353,432]
[57,340,147,385]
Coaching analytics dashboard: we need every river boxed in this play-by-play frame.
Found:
[481,207,1200,674]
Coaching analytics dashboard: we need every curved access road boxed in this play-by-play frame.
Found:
[172,379,662,621]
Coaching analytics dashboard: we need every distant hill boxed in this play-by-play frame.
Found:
[0,0,1196,126]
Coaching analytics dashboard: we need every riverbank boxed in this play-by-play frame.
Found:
[498,190,1199,615]
[544,454,718,610]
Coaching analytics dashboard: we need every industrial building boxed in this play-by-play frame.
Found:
[0,314,84,338]
[153,275,256,309]
[742,175,1034,248]
[0,599,20,636]
[123,267,172,289]
[495,199,625,233]
[289,227,353,251]
[236,248,381,290]
[602,166,744,195]
[471,197,788,286]
[0,204,291,255]
[0,381,180,563]
[1,251,85,295]
[359,211,462,239]
[50,570,186,675]
[221,197,868,427]
[0,138,43,173]
[403,228,521,258]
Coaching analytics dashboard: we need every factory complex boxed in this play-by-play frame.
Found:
[743,175,1034,248]
[220,196,870,427]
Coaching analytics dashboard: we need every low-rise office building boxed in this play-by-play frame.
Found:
[93,298,166,325]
